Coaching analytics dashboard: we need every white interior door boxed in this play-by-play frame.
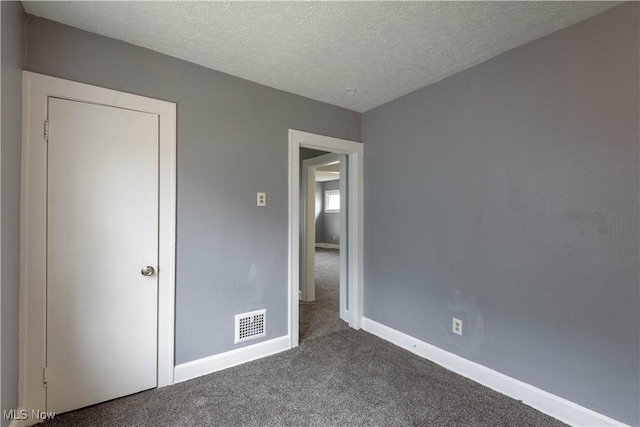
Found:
[47,97,159,414]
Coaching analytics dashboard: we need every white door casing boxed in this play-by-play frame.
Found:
[338,154,348,321]
[302,160,315,302]
[46,98,159,413]
[20,72,176,419]
[288,130,363,349]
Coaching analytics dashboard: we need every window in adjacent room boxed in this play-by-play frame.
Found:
[324,189,340,213]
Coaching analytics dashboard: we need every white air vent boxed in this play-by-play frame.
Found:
[234,309,266,344]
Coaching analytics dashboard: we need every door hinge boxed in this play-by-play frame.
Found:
[43,367,48,387]
[44,120,49,142]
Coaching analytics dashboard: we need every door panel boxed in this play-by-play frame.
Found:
[47,97,159,414]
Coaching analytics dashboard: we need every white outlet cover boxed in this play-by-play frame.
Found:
[453,318,462,336]
[257,192,266,206]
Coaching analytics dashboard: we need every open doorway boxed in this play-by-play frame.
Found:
[299,151,348,343]
[288,130,363,349]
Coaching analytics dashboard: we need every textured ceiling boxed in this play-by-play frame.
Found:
[24,1,621,112]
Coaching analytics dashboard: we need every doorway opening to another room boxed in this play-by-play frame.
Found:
[288,130,363,349]
[299,152,347,343]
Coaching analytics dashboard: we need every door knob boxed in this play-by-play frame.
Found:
[141,266,155,276]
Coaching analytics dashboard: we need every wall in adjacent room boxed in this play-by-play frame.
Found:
[362,4,638,425]
[24,17,360,364]
[318,180,341,245]
[1,2,25,425]
[314,182,324,243]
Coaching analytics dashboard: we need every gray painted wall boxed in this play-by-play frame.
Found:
[362,4,638,425]
[1,2,25,425]
[318,180,341,245]
[314,182,324,243]
[24,17,360,364]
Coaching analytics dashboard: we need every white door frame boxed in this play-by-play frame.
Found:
[288,130,363,349]
[19,72,176,416]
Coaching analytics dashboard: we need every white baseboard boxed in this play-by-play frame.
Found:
[361,317,627,427]
[8,417,28,427]
[7,411,43,427]
[315,243,339,250]
[174,336,290,383]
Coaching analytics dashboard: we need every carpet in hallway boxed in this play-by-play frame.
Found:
[299,248,349,343]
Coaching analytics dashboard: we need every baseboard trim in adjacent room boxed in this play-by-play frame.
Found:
[315,243,339,250]
[174,335,290,383]
[361,317,627,427]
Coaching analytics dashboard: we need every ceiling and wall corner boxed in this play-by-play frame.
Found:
[22,1,621,112]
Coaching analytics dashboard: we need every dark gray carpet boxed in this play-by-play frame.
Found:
[299,248,349,343]
[44,248,566,426]
[43,329,565,426]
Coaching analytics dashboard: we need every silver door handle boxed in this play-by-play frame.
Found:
[141,266,155,276]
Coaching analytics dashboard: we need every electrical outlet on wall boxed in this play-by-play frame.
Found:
[257,192,266,206]
[452,318,462,335]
